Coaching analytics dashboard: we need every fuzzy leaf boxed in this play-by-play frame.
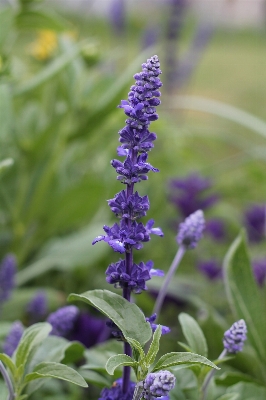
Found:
[0,353,17,377]
[178,313,208,357]
[24,362,88,387]
[68,290,152,346]
[152,352,219,372]
[125,337,145,362]
[105,354,137,375]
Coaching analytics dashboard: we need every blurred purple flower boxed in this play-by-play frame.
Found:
[169,173,218,218]
[205,218,226,241]
[3,321,24,356]
[142,25,160,49]
[47,305,79,337]
[198,259,223,280]
[99,378,135,400]
[244,204,266,243]
[26,291,48,322]
[177,210,205,249]
[252,258,266,287]
[0,254,17,304]
[69,312,110,348]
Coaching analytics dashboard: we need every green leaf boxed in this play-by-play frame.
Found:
[105,355,137,375]
[0,158,14,172]
[68,290,152,346]
[13,41,87,96]
[14,323,52,368]
[146,325,162,366]
[177,342,193,353]
[216,371,256,386]
[152,352,219,372]
[82,340,123,372]
[0,83,13,140]
[226,382,266,399]
[178,313,208,357]
[223,231,266,362]
[24,362,88,388]
[124,337,145,362]
[15,9,68,31]
[0,353,17,377]
[79,369,111,388]
[216,394,239,400]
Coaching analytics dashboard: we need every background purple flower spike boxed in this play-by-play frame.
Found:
[3,321,24,357]
[99,378,135,400]
[0,254,17,304]
[26,291,48,322]
[244,204,266,243]
[198,259,223,280]
[252,258,266,287]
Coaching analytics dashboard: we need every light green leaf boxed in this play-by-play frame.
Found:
[24,362,87,388]
[82,340,123,372]
[0,158,14,172]
[223,231,266,362]
[79,369,111,388]
[216,371,255,386]
[16,9,68,31]
[178,313,208,357]
[177,342,193,353]
[152,352,219,372]
[105,355,137,375]
[14,323,52,368]
[146,325,162,366]
[0,353,17,377]
[68,290,152,346]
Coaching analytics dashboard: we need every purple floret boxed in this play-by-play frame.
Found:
[47,306,79,337]
[244,204,266,243]
[142,371,176,399]
[108,190,150,219]
[177,210,205,249]
[146,313,170,335]
[223,319,247,354]
[3,321,24,356]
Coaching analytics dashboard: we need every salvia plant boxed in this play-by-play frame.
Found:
[3,54,265,400]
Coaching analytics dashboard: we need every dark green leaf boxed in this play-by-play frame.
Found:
[178,313,208,357]
[223,231,266,362]
[24,362,88,387]
[105,354,137,375]
[152,352,219,372]
[68,290,152,346]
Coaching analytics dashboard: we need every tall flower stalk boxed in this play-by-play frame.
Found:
[93,55,163,395]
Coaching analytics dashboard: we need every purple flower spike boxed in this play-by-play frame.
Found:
[142,370,176,399]
[99,378,135,400]
[0,254,17,304]
[146,314,170,335]
[198,259,223,280]
[26,291,48,322]
[47,306,79,337]
[223,319,247,354]
[177,210,205,249]
[108,190,150,219]
[3,321,24,356]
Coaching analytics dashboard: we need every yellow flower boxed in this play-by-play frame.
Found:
[30,30,58,61]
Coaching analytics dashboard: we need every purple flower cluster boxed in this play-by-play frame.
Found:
[93,55,163,295]
[99,379,135,400]
[47,305,79,337]
[3,321,24,357]
[146,314,170,335]
[177,210,205,249]
[142,371,176,399]
[223,319,247,354]
[0,254,17,304]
